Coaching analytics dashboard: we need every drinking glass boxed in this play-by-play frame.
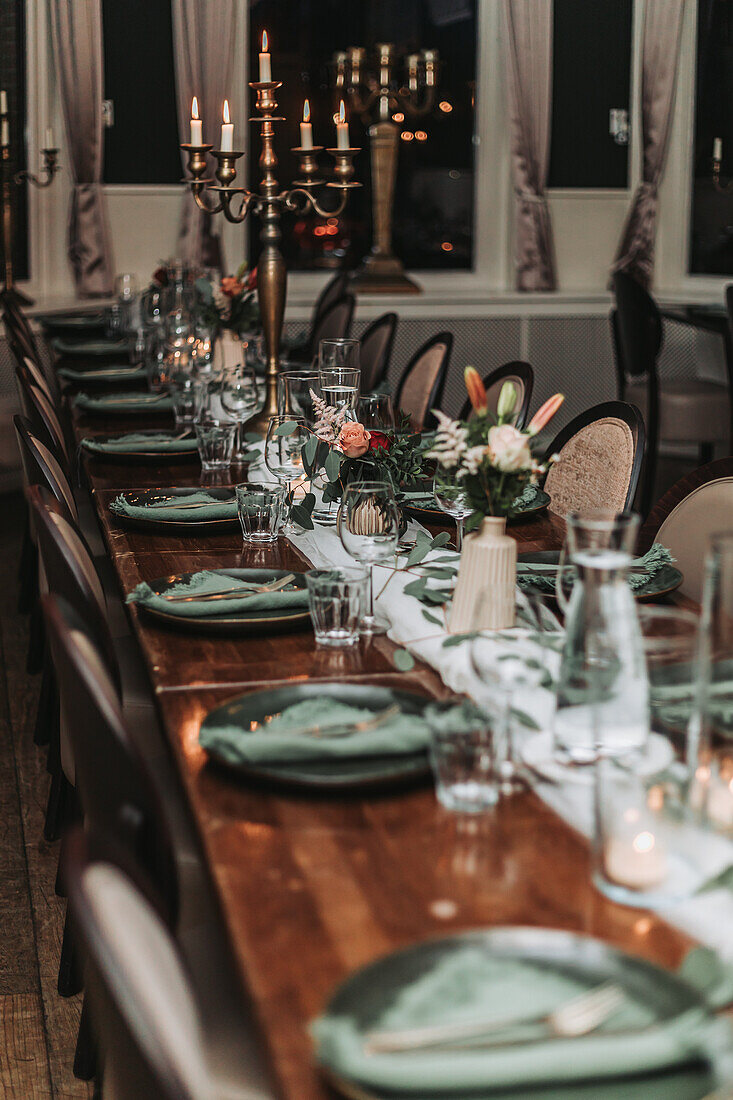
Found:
[194,417,236,470]
[337,481,400,635]
[264,415,308,534]
[554,511,649,765]
[106,303,123,338]
[429,717,501,813]
[115,273,139,332]
[357,392,396,431]
[278,370,322,425]
[220,365,259,459]
[145,328,170,391]
[319,337,360,371]
[142,285,166,329]
[236,483,285,544]
[433,468,472,551]
[169,373,201,429]
[319,340,360,418]
[637,606,700,743]
[305,567,368,647]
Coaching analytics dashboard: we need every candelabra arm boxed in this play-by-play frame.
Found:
[219,190,258,224]
[347,85,379,117]
[284,187,348,220]
[395,84,437,118]
[13,147,60,189]
[191,184,224,215]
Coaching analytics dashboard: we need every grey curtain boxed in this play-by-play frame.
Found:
[171,1,240,272]
[49,0,115,297]
[612,0,685,289]
[502,0,557,292]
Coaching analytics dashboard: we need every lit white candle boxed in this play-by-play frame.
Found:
[0,90,7,115]
[336,100,349,150]
[1,119,8,148]
[259,31,272,83]
[714,137,723,162]
[604,830,668,891]
[300,99,313,149]
[190,96,203,146]
[44,127,54,149]
[707,777,733,831]
[220,100,234,152]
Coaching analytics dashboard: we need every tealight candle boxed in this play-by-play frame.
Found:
[190,97,203,146]
[336,100,349,150]
[259,31,272,83]
[220,100,234,152]
[706,777,733,831]
[300,99,313,150]
[714,137,723,162]
[604,829,668,891]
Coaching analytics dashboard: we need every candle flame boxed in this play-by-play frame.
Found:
[338,100,346,124]
[192,96,199,120]
[632,831,656,854]
[222,99,231,124]
[303,99,310,124]
[261,30,268,52]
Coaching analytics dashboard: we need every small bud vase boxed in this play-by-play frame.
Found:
[449,515,516,632]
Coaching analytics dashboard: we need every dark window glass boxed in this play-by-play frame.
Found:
[689,0,733,275]
[548,0,633,189]
[101,0,180,185]
[247,0,477,272]
[1,0,29,280]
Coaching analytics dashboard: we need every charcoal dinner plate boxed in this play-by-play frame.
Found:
[82,432,200,464]
[402,489,551,528]
[109,487,238,533]
[516,551,683,603]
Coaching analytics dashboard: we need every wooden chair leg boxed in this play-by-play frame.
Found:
[17,523,37,615]
[73,995,97,1081]
[26,600,44,675]
[58,906,83,997]
[43,767,73,843]
[33,657,56,746]
[700,442,714,466]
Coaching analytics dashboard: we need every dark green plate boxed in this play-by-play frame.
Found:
[74,392,174,417]
[59,365,147,388]
[402,490,551,528]
[516,551,683,603]
[317,927,713,1100]
[109,487,238,533]
[52,335,133,356]
[82,432,200,465]
[200,683,433,791]
[137,568,311,636]
[39,311,106,334]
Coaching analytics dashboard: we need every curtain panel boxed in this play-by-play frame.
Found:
[49,0,115,297]
[611,0,686,289]
[171,0,241,272]
[502,0,557,292]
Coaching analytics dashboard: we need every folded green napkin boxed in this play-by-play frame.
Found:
[39,311,105,329]
[313,944,731,1095]
[110,491,236,522]
[74,391,173,414]
[200,698,482,766]
[82,432,198,455]
[58,364,146,383]
[52,336,132,355]
[128,570,309,619]
[517,543,675,593]
[651,677,733,731]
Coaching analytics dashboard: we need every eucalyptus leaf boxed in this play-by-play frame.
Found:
[275,420,298,436]
[442,632,479,648]
[290,502,315,530]
[392,648,415,671]
[406,539,432,568]
[430,532,452,549]
[511,707,540,731]
[465,511,483,533]
[244,432,263,444]
[303,433,319,469]
[421,609,443,626]
[325,448,343,482]
[403,578,428,598]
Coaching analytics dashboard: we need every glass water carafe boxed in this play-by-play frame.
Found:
[554,511,649,764]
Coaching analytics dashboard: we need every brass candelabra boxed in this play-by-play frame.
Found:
[1,97,60,306]
[333,44,439,294]
[181,75,360,436]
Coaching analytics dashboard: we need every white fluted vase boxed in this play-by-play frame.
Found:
[449,516,516,632]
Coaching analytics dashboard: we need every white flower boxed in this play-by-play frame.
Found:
[487,424,533,472]
[425,410,470,470]
[463,445,486,475]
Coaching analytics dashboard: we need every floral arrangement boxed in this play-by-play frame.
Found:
[427,367,564,527]
[194,262,260,336]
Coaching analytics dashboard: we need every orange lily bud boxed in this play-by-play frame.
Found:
[527,393,564,435]
[464,366,487,413]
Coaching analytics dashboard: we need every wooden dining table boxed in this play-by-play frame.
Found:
[65,386,700,1100]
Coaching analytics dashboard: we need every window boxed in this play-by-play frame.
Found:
[1,0,29,280]
[247,0,477,272]
[101,0,181,185]
[689,0,733,275]
[548,0,633,189]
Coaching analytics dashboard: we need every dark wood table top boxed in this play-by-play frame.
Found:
[66,380,698,1100]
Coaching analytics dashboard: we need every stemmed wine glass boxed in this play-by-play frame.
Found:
[338,481,400,635]
[264,415,309,534]
[220,365,259,460]
[433,468,472,551]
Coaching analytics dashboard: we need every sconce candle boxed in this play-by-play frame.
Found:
[714,136,723,162]
[336,100,349,150]
[0,119,8,148]
[190,97,203,145]
[300,100,313,150]
[259,31,272,83]
[0,89,7,114]
[220,100,234,152]
[44,127,54,149]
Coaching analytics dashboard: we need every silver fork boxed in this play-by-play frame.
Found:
[163,573,296,603]
[274,703,401,740]
[363,982,625,1055]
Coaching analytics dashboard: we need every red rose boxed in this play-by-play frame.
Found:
[246,265,258,291]
[368,431,391,453]
[221,276,245,299]
[152,266,169,288]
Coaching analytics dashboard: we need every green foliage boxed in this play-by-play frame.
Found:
[392,648,415,671]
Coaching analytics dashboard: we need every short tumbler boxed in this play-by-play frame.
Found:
[195,417,236,470]
[236,483,284,544]
[429,721,500,813]
[305,568,367,647]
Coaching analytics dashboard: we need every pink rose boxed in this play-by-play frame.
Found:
[220,276,245,299]
[487,424,532,472]
[337,422,371,458]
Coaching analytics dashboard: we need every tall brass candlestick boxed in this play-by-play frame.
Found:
[181,71,360,437]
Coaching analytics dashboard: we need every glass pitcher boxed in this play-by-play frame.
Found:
[553,511,649,764]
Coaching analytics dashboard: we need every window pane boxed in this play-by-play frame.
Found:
[548,0,632,189]
[101,0,180,185]
[247,0,477,271]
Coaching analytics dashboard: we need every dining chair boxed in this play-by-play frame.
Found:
[14,365,70,468]
[359,312,398,393]
[542,400,646,517]
[63,828,216,1100]
[458,361,534,427]
[394,332,453,432]
[2,297,40,359]
[612,271,729,516]
[310,293,356,360]
[14,416,79,527]
[638,456,733,602]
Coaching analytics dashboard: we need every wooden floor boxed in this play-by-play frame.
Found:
[0,492,91,1100]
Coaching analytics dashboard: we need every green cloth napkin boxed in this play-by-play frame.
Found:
[400,484,543,510]
[52,336,132,355]
[110,491,236,523]
[82,432,198,455]
[200,698,482,766]
[58,364,146,383]
[517,544,675,593]
[74,391,173,414]
[128,570,309,619]
[312,944,732,1095]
